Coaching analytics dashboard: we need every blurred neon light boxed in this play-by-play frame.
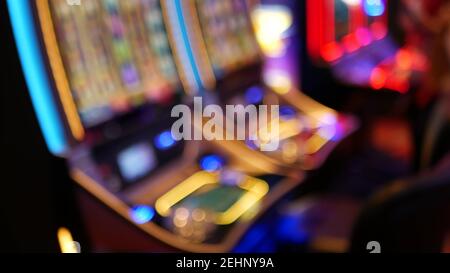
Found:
[364,0,385,17]
[355,27,373,46]
[368,46,425,93]
[164,0,204,94]
[7,0,68,155]
[396,49,413,70]
[371,21,388,40]
[342,0,362,6]
[57,227,79,253]
[155,171,218,217]
[245,86,264,104]
[217,178,268,225]
[307,0,388,63]
[370,67,387,89]
[342,34,361,53]
[154,131,177,150]
[251,5,293,57]
[174,0,203,92]
[155,171,269,225]
[321,42,344,62]
[263,70,292,94]
[130,205,155,224]
[279,106,297,120]
[200,155,225,172]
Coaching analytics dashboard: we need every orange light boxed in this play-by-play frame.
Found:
[396,49,413,70]
[57,227,79,253]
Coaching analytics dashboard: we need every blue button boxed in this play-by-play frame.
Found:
[154,131,177,150]
[200,155,225,172]
[245,86,264,104]
[130,205,155,224]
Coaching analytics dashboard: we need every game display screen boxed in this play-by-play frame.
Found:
[194,0,260,77]
[49,0,181,127]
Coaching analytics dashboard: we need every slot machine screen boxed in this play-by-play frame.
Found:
[194,0,260,78]
[117,142,157,183]
[48,0,181,127]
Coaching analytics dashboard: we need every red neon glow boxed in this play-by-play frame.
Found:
[321,42,344,62]
[326,0,336,44]
[385,77,410,94]
[342,33,361,53]
[370,67,387,90]
[307,0,326,59]
[349,4,366,32]
[371,21,388,40]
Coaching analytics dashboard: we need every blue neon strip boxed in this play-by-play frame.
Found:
[7,0,68,155]
[174,0,204,95]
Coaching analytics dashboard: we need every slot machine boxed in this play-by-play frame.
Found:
[174,0,358,171]
[306,0,427,93]
[7,0,309,253]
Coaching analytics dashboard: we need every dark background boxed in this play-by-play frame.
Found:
[0,1,82,252]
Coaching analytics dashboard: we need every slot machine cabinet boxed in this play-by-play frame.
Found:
[7,0,303,253]
[304,0,427,95]
[172,0,358,171]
